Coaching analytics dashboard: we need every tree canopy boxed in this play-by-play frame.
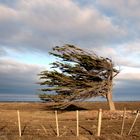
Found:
[38,45,119,109]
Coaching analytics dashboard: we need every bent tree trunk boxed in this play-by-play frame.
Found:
[106,67,116,111]
[107,92,115,111]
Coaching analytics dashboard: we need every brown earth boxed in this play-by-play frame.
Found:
[0,102,139,140]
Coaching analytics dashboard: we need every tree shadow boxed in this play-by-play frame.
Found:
[21,124,27,136]
[46,103,87,111]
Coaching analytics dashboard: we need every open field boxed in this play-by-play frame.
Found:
[0,102,139,140]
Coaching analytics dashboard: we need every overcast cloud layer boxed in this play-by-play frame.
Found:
[0,0,140,101]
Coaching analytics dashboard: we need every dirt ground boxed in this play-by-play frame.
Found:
[0,102,139,140]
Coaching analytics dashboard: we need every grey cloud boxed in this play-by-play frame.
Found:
[0,5,22,47]
[97,0,140,18]
[0,58,45,94]
[0,0,127,53]
[0,0,18,8]
[96,0,140,40]
[0,47,7,56]
[91,45,140,68]
[113,79,140,101]
[122,41,140,57]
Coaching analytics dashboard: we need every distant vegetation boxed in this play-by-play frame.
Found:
[38,45,119,110]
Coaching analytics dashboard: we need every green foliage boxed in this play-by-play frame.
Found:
[38,45,119,102]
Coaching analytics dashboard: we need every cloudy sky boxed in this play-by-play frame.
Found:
[0,0,140,101]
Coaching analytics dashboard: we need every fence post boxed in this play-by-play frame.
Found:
[128,110,139,135]
[55,110,59,137]
[76,110,79,136]
[121,108,126,135]
[17,110,21,137]
[97,109,102,136]
[41,125,47,135]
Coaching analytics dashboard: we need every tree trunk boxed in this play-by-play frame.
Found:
[107,92,115,111]
[106,67,116,111]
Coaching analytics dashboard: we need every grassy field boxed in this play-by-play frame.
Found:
[0,102,139,140]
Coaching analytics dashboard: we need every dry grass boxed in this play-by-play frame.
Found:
[0,102,139,140]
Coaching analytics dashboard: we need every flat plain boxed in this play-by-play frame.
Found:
[0,102,139,140]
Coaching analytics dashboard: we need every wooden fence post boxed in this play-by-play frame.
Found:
[17,110,21,137]
[128,110,139,135]
[97,109,102,136]
[41,125,47,135]
[76,110,79,136]
[55,110,59,137]
[121,108,126,135]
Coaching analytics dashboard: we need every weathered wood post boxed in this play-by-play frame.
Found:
[121,108,126,135]
[41,125,47,135]
[128,110,139,135]
[76,110,79,136]
[97,109,102,136]
[17,110,21,137]
[55,110,59,136]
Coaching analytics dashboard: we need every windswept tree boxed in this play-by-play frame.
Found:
[38,45,119,110]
